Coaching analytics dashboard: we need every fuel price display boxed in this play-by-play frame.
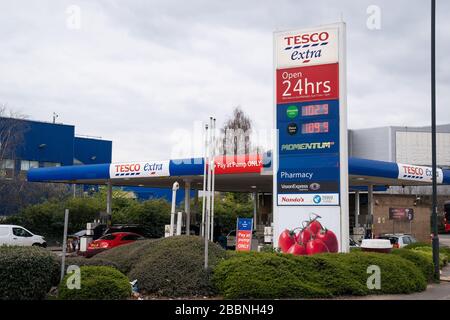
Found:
[301,104,329,116]
[301,121,329,134]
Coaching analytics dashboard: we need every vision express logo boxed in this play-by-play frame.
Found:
[280,183,321,192]
[281,141,334,151]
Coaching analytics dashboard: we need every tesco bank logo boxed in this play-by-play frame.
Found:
[313,195,322,204]
[283,32,329,64]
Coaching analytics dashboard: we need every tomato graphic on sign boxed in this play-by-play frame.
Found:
[278,213,338,255]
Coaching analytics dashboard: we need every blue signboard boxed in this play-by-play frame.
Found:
[237,218,253,231]
[277,98,341,205]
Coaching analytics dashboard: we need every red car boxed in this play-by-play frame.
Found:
[85,232,144,257]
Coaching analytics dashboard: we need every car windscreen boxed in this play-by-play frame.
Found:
[105,227,144,236]
[121,234,143,241]
[99,234,116,240]
[378,236,398,244]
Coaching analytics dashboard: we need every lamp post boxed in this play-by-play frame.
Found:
[430,0,440,281]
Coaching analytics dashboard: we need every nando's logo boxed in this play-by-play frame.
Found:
[281,141,335,151]
[283,31,329,64]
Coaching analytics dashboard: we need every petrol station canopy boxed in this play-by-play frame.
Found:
[27,154,450,193]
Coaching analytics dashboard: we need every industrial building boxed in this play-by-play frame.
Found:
[0,117,112,179]
[348,124,450,240]
[0,117,193,216]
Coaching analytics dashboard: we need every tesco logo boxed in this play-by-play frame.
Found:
[114,163,141,173]
[284,32,329,46]
[402,165,424,176]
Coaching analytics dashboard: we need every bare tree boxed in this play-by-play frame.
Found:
[220,106,253,156]
[0,105,29,179]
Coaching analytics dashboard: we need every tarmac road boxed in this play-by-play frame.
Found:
[440,233,450,247]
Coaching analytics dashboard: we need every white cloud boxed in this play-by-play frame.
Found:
[0,0,448,162]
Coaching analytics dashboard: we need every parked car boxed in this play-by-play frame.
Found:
[103,224,145,237]
[0,225,46,247]
[349,237,360,248]
[377,234,417,248]
[85,232,145,257]
[70,223,107,242]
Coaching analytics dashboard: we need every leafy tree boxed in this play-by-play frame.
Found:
[190,192,254,236]
[3,191,172,243]
[113,199,171,238]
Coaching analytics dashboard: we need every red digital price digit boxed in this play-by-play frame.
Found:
[301,104,329,116]
[301,122,329,134]
[314,122,321,133]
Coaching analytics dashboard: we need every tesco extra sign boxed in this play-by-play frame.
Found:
[283,32,329,46]
[398,163,443,184]
[276,27,338,68]
[114,163,141,173]
[109,161,169,179]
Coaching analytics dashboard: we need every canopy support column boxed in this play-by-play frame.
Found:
[253,191,258,231]
[106,181,112,226]
[368,184,374,238]
[354,190,360,228]
[184,179,191,236]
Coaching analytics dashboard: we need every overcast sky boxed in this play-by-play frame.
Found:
[1,0,449,162]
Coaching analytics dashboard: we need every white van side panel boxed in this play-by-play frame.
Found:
[0,226,12,245]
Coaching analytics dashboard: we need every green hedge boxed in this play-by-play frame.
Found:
[93,239,156,274]
[404,242,450,257]
[58,266,131,300]
[127,236,226,297]
[404,242,450,268]
[93,236,227,297]
[0,246,60,300]
[212,251,427,299]
[404,242,431,250]
[411,247,448,268]
[391,249,434,281]
[64,256,119,272]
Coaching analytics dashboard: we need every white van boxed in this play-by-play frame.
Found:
[0,225,46,247]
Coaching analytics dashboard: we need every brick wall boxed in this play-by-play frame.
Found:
[372,194,430,242]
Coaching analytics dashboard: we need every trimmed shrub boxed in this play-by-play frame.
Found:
[64,256,119,272]
[212,251,427,299]
[411,247,448,268]
[404,242,450,267]
[127,236,227,297]
[93,239,157,274]
[404,242,431,250]
[58,266,131,300]
[0,246,60,300]
[392,249,434,281]
[440,246,450,258]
